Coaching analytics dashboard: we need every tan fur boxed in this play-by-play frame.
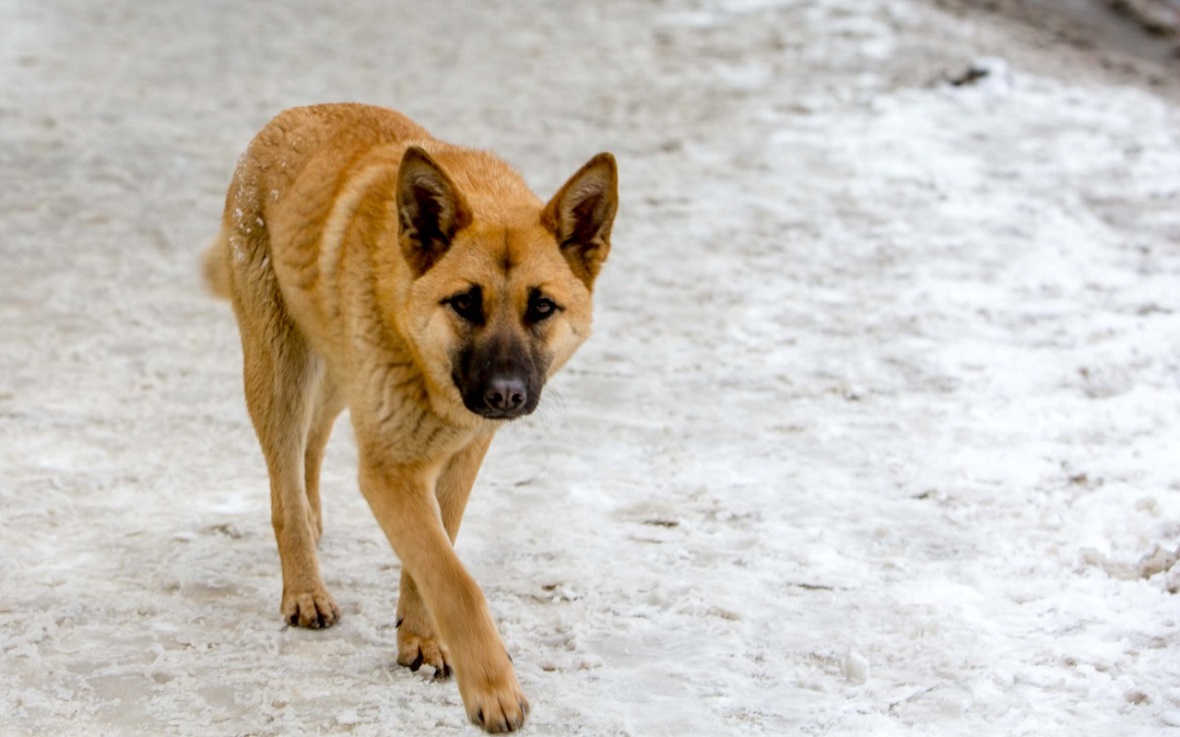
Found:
[206,103,617,733]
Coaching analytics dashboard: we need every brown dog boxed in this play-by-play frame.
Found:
[203,103,617,732]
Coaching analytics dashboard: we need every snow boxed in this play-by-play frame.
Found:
[2,0,1180,735]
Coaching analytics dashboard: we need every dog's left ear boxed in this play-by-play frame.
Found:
[397,146,473,276]
[542,153,618,289]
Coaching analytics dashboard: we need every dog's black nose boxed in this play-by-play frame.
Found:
[485,377,527,414]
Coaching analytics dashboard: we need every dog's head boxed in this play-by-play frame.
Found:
[394,146,617,421]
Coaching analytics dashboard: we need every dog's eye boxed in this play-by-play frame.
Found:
[527,292,561,323]
[445,288,482,323]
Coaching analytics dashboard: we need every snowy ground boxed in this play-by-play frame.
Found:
[3,1,1180,735]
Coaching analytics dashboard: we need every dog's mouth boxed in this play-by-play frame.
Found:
[455,373,540,420]
[451,333,547,421]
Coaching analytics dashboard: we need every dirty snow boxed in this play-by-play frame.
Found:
[2,1,1180,735]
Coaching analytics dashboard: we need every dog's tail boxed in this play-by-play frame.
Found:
[201,232,231,300]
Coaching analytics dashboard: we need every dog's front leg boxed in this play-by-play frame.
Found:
[359,456,528,733]
[395,432,495,679]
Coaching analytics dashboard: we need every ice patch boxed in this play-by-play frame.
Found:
[842,648,870,685]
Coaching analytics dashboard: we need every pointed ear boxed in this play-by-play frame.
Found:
[397,146,473,276]
[541,152,618,288]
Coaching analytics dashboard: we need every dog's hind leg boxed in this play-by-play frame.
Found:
[304,381,344,546]
[396,432,494,677]
[239,315,340,629]
[229,217,340,629]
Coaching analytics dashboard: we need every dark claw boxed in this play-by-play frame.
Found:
[396,617,404,629]
[433,663,453,680]
[506,649,513,664]
[409,650,424,672]
[287,613,298,626]
[477,708,484,725]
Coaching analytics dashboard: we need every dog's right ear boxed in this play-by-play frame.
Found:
[397,146,472,276]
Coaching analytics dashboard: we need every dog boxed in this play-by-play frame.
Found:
[203,103,617,733]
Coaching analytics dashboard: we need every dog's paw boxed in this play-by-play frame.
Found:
[282,589,340,629]
[459,658,529,734]
[397,621,453,679]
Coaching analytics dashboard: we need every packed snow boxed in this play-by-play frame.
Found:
[2,1,1179,735]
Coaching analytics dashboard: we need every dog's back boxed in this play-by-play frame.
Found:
[203,104,431,304]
